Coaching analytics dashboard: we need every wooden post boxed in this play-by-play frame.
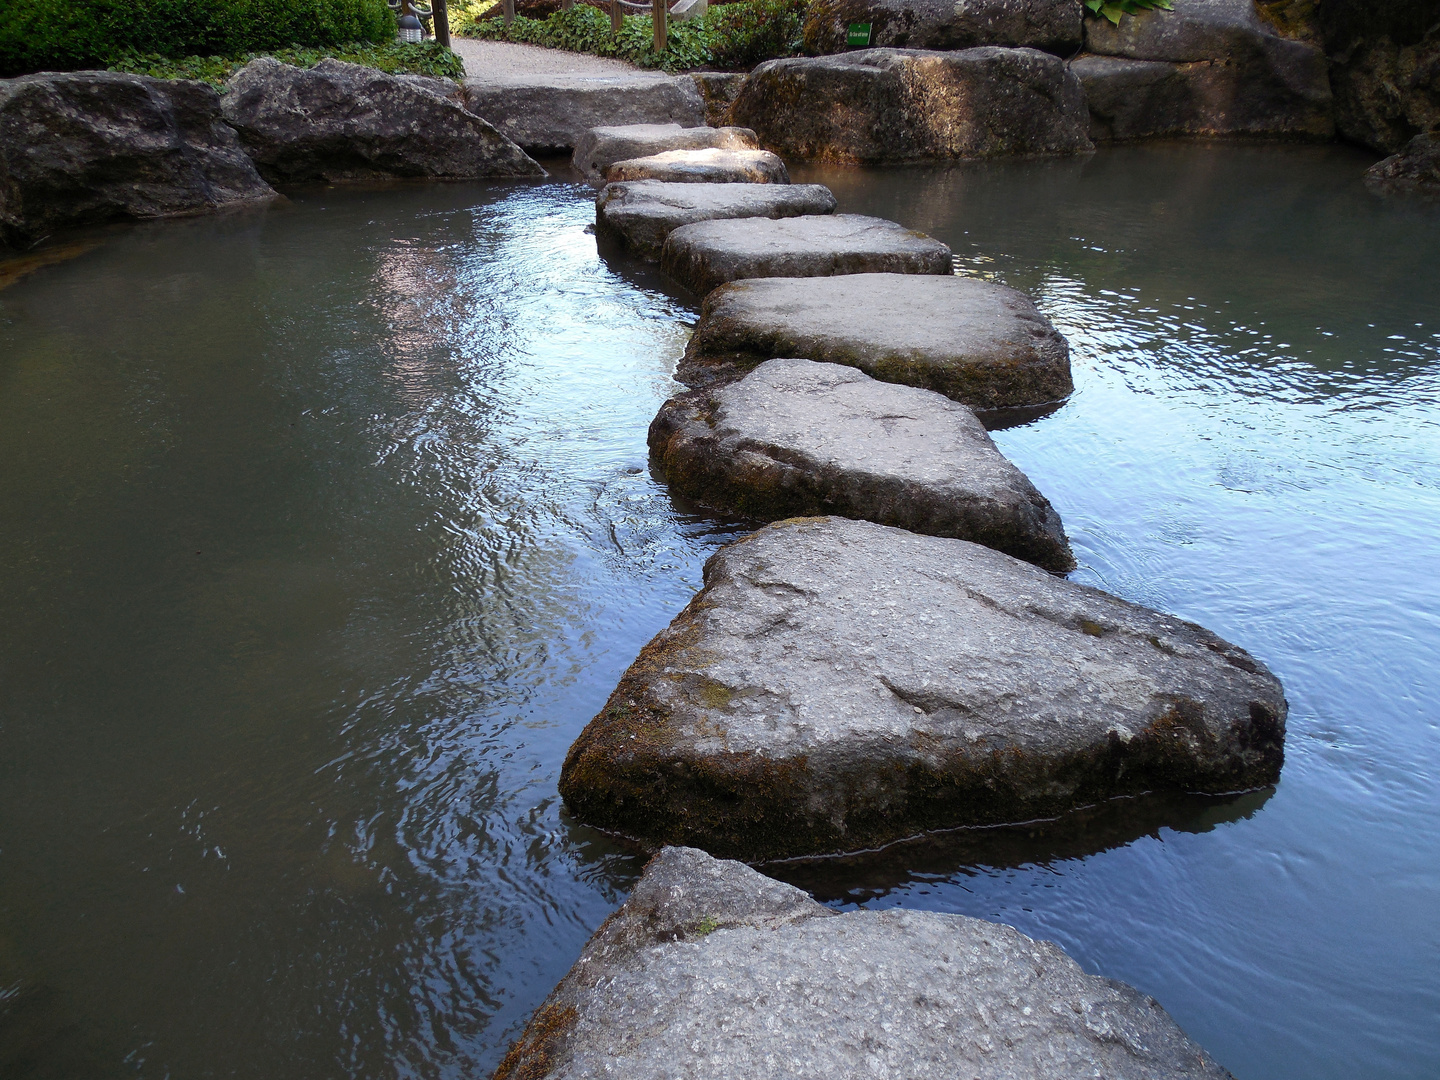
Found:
[432,0,451,47]
[610,0,622,34]
[503,0,515,23]
[652,0,666,52]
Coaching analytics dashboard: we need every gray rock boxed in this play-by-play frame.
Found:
[493,846,1235,1080]
[648,358,1075,571]
[461,72,706,154]
[679,273,1073,411]
[1074,52,1334,141]
[804,0,1084,57]
[729,47,1093,164]
[0,70,275,247]
[604,147,791,185]
[1365,132,1440,197]
[688,71,749,126]
[660,215,952,297]
[1320,0,1439,152]
[221,59,542,184]
[597,181,838,260]
[1084,0,1276,61]
[573,123,761,183]
[559,516,1287,860]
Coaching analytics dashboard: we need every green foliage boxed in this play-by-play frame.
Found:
[462,0,806,73]
[1084,0,1173,26]
[104,40,465,85]
[0,0,397,78]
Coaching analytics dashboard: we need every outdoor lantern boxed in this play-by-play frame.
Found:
[397,13,424,42]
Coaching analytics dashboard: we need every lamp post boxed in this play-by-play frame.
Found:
[397,11,424,41]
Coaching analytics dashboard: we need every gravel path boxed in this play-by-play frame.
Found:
[450,37,641,76]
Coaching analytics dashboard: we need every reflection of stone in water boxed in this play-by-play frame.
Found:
[767,787,1274,904]
[0,979,127,1080]
[0,239,100,292]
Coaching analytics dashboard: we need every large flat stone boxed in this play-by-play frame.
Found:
[804,0,1084,57]
[460,72,705,155]
[493,846,1234,1080]
[649,358,1075,571]
[1073,52,1334,141]
[660,215,952,297]
[729,47,1092,164]
[222,59,543,184]
[596,181,837,260]
[559,516,1287,859]
[572,123,760,183]
[0,70,275,247]
[604,147,790,185]
[679,273,1072,411]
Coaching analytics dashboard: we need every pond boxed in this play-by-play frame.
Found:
[1,142,1436,1080]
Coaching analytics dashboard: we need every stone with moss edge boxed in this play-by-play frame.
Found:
[492,845,1235,1079]
[649,358,1075,571]
[679,273,1072,411]
[559,516,1286,861]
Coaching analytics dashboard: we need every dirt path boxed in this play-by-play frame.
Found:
[450,37,641,76]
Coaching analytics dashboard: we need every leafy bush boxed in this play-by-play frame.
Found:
[106,40,465,85]
[0,0,397,78]
[1084,0,1172,26]
[461,0,806,73]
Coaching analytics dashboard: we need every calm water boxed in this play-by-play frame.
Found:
[1,143,1437,1079]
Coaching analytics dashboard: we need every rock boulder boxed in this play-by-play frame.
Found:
[1365,132,1440,197]
[0,70,275,247]
[649,358,1076,570]
[596,181,837,260]
[804,0,1084,57]
[679,273,1073,411]
[493,846,1235,1080]
[604,147,791,184]
[461,72,706,154]
[1320,0,1440,154]
[660,215,952,296]
[573,123,761,182]
[688,71,749,125]
[729,47,1093,164]
[559,516,1287,859]
[221,59,542,184]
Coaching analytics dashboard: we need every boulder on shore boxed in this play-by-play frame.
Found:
[596,181,837,260]
[803,0,1084,57]
[1364,132,1440,197]
[604,147,791,184]
[221,59,542,184]
[493,846,1235,1080]
[0,70,275,247]
[649,358,1076,571]
[572,123,761,183]
[559,516,1287,860]
[688,71,748,125]
[660,214,952,297]
[729,47,1093,164]
[678,273,1073,411]
[461,72,706,154]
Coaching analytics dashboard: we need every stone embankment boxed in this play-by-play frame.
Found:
[494,846,1237,1080]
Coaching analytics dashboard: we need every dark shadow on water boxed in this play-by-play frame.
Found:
[594,231,702,312]
[764,788,1274,905]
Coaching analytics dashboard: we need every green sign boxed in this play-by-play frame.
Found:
[846,22,872,46]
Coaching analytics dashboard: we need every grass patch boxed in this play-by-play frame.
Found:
[104,40,465,85]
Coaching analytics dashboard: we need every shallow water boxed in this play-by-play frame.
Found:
[1,144,1437,1079]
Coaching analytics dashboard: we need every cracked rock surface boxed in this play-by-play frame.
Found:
[492,846,1235,1080]
[596,180,837,260]
[649,358,1074,571]
[679,273,1071,410]
[660,215,951,297]
[603,146,791,184]
[572,123,761,183]
[559,516,1286,859]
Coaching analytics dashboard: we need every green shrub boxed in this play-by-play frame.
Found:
[105,40,465,85]
[1084,0,1172,26]
[0,0,397,78]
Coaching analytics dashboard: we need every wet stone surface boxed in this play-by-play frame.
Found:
[603,147,791,185]
[648,358,1074,570]
[596,181,837,260]
[572,123,761,183]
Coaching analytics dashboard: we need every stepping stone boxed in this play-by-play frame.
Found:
[596,181,837,260]
[680,272,1071,410]
[572,123,761,183]
[660,214,952,297]
[603,147,790,185]
[460,73,704,155]
[496,846,1235,1080]
[559,516,1287,860]
[649,358,1075,571]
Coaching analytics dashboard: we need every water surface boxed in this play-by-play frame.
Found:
[2,144,1437,1079]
